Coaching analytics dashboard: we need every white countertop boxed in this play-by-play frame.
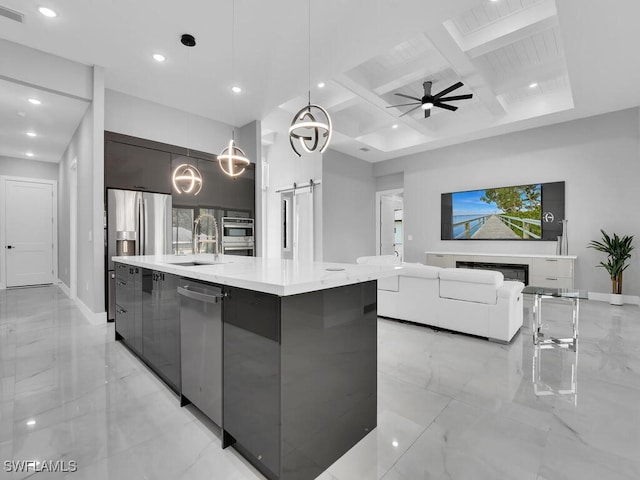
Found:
[112,254,402,296]
[426,251,577,260]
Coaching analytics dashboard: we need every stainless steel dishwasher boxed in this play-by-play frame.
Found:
[178,279,224,426]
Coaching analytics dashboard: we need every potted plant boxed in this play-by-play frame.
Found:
[588,229,634,305]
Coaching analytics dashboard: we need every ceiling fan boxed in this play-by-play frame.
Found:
[387,81,473,118]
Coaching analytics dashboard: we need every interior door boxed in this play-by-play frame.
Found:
[5,179,54,287]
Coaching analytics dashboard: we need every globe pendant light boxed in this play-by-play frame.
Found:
[218,139,249,177]
[289,0,332,157]
[172,163,203,195]
[219,0,250,177]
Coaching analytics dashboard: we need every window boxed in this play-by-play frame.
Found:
[172,207,194,254]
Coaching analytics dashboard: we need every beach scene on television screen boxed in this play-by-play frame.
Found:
[452,184,542,239]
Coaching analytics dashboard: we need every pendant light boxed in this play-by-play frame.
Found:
[288,0,332,156]
[173,33,203,195]
[218,0,250,177]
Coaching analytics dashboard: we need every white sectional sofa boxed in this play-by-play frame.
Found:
[357,255,525,343]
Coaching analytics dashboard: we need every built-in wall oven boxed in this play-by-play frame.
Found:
[221,217,255,256]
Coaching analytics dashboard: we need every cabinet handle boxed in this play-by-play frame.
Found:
[545,277,557,281]
[116,307,127,314]
[116,280,127,286]
[133,185,148,190]
[177,286,224,304]
[545,259,558,262]
[436,254,444,257]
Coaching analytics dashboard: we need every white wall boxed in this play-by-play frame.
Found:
[0,39,92,100]
[105,89,235,155]
[375,172,403,192]
[58,67,105,316]
[322,150,376,263]
[262,109,323,259]
[373,108,640,296]
[0,156,59,181]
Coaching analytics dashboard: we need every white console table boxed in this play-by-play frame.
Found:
[425,252,577,289]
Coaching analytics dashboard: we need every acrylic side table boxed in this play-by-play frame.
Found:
[523,286,588,351]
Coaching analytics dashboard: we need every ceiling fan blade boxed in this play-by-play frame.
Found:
[386,102,421,108]
[424,108,431,119]
[394,93,421,101]
[423,81,432,96]
[434,81,463,99]
[435,102,458,111]
[437,94,473,102]
[399,105,422,117]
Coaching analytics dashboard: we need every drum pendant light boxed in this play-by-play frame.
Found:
[289,0,332,156]
[219,0,250,177]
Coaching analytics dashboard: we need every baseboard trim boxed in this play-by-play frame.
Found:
[57,279,71,297]
[57,281,107,324]
[588,292,640,306]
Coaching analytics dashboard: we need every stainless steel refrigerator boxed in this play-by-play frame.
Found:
[106,189,172,320]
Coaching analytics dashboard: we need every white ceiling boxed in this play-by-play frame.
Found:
[1,0,639,163]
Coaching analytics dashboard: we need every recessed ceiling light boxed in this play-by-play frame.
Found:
[153,54,165,63]
[490,0,499,3]
[392,440,399,447]
[231,86,242,94]
[26,419,36,426]
[28,98,41,105]
[529,82,538,88]
[26,131,37,137]
[317,82,325,88]
[26,152,34,157]
[392,124,398,129]
[38,6,57,18]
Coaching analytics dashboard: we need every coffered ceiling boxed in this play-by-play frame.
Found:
[0,0,639,163]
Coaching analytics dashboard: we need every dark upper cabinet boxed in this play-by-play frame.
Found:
[104,131,255,215]
[105,140,172,193]
[171,154,255,214]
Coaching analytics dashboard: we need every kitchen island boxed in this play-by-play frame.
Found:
[112,254,400,480]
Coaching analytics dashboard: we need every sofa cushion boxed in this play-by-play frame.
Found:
[401,263,441,279]
[439,268,503,305]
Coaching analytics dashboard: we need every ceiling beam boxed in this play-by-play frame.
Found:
[426,25,506,116]
[334,69,435,136]
[371,54,450,96]
[444,0,558,59]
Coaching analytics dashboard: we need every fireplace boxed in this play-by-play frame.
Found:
[456,261,529,285]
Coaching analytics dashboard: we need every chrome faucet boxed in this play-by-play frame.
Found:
[193,214,220,259]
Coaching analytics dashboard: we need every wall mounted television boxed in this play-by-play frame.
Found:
[441,181,565,241]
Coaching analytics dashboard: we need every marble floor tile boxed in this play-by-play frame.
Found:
[1,285,639,480]
[326,409,427,480]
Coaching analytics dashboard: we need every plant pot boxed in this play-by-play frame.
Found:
[610,293,624,306]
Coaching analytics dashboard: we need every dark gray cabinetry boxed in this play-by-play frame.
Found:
[105,140,172,193]
[114,263,142,354]
[223,281,378,480]
[223,287,281,479]
[178,279,224,426]
[171,154,255,213]
[141,269,181,392]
